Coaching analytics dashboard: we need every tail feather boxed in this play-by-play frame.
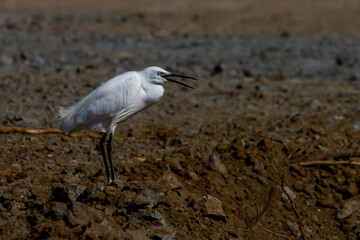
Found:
[58,105,77,134]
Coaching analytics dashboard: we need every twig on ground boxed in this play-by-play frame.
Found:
[260,158,306,240]
[250,194,261,219]
[279,171,306,240]
[299,160,360,167]
[0,127,101,139]
[245,188,276,240]
[260,227,290,240]
[287,139,313,159]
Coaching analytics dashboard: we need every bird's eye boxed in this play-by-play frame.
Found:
[157,72,164,77]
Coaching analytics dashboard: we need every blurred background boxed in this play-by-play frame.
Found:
[1,0,359,36]
[1,1,360,239]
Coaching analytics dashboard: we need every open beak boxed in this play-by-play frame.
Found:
[162,73,197,89]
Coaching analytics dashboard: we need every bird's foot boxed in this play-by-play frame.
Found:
[108,177,113,185]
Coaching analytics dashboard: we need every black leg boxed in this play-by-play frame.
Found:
[107,132,115,183]
[100,132,111,183]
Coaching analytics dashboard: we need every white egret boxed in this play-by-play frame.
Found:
[58,66,196,184]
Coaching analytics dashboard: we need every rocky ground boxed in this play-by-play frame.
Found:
[1,1,360,239]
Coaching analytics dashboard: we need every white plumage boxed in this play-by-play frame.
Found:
[58,66,196,184]
[59,67,165,135]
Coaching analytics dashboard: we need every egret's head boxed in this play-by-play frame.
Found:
[141,66,197,88]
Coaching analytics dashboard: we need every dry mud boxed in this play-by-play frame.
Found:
[1,1,360,239]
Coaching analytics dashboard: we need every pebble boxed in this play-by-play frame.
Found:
[67,202,105,227]
[139,210,168,226]
[165,157,182,171]
[157,171,184,190]
[258,176,266,184]
[148,226,177,240]
[129,185,164,209]
[79,182,106,202]
[279,186,296,203]
[194,195,226,221]
[306,198,316,207]
[317,179,329,188]
[188,172,199,181]
[210,154,227,178]
[337,199,360,220]
[113,179,124,189]
[287,221,302,238]
[52,184,87,202]
[311,215,319,222]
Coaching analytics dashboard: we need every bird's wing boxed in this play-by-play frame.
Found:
[59,72,142,133]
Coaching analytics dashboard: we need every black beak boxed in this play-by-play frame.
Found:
[162,73,197,89]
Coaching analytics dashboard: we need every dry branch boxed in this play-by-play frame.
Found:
[299,160,360,167]
[0,127,101,139]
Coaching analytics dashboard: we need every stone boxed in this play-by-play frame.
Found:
[148,226,177,240]
[157,171,184,190]
[113,179,124,189]
[194,195,226,221]
[256,176,265,184]
[311,215,319,222]
[210,154,227,178]
[188,172,199,181]
[53,184,87,202]
[280,186,296,203]
[66,202,105,227]
[80,182,106,203]
[287,221,302,238]
[337,199,360,220]
[139,210,168,226]
[165,157,182,171]
[129,185,164,209]
[116,191,136,209]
